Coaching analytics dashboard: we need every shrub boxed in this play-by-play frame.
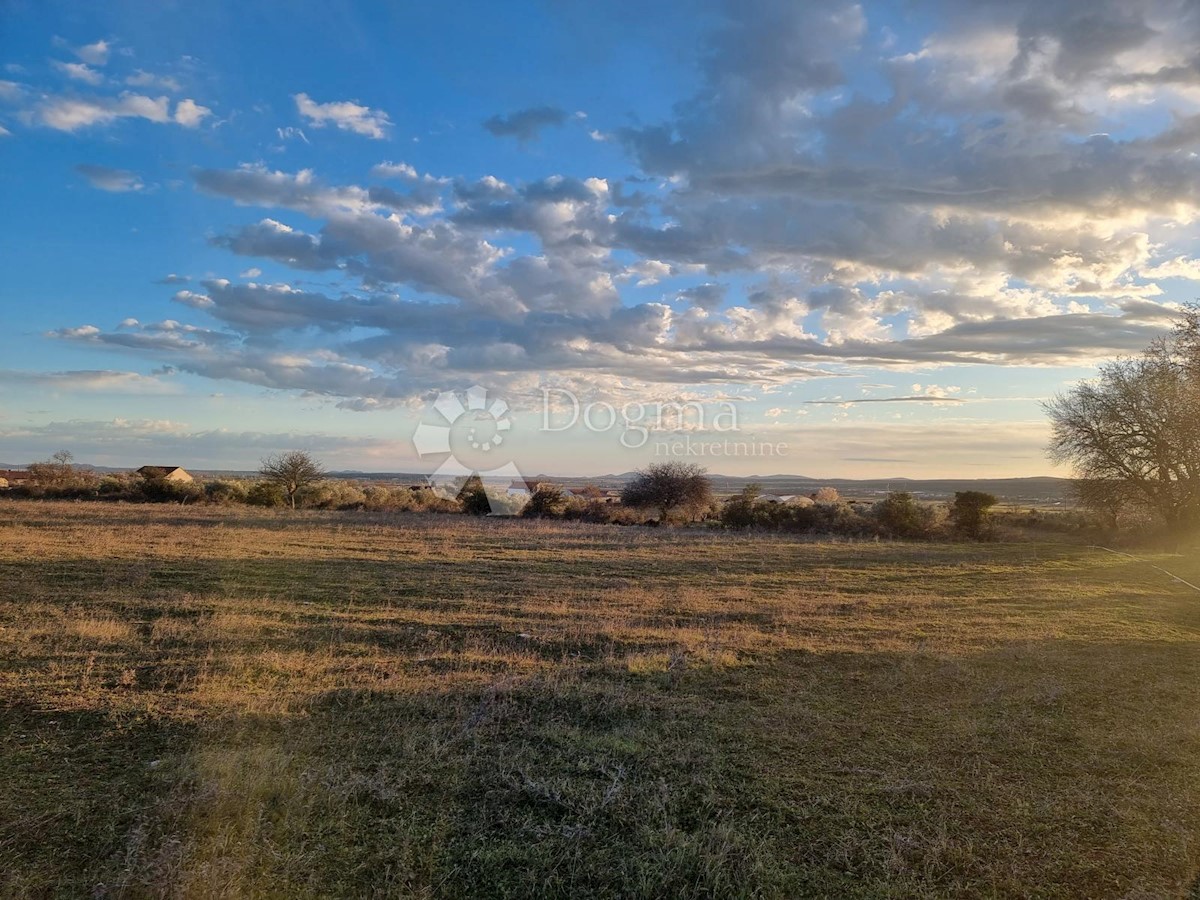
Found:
[204,479,250,505]
[137,477,204,505]
[303,480,368,510]
[720,485,763,529]
[457,476,491,516]
[521,484,568,519]
[951,491,999,539]
[98,474,138,497]
[246,481,287,508]
[873,492,936,539]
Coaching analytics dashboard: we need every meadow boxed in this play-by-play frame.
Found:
[1,500,1198,898]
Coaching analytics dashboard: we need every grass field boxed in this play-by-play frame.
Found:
[1,501,1198,898]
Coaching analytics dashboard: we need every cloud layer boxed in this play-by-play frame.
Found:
[23,1,1200,431]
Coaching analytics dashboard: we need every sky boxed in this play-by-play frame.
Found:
[1,0,1199,479]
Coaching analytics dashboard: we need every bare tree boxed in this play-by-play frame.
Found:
[621,462,712,523]
[1046,314,1200,532]
[28,449,82,487]
[1175,303,1200,380]
[259,451,325,510]
[1070,479,1131,531]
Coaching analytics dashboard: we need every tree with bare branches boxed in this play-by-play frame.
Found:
[1046,306,1200,532]
[259,451,325,510]
[621,462,712,523]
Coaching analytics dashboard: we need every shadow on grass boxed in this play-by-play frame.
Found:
[5,635,1200,898]
[2,534,1199,897]
[0,703,196,898]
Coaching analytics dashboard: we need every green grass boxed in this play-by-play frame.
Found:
[1,501,1198,897]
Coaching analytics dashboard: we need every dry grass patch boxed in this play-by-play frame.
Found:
[0,501,1198,897]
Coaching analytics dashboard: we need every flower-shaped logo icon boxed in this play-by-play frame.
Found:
[411,385,524,513]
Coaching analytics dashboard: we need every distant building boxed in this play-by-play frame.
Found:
[0,469,31,489]
[137,466,194,483]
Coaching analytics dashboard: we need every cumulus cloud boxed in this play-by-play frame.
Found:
[173,98,211,127]
[125,70,181,91]
[483,106,569,142]
[73,40,110,66]
[34,1,1200,418]
[293,92,391,139]
[51,60,104,85]
[1142,255,1200,280]
[677,283,727,311]
[34,91,170,131]
[31,91,210,132]
[75,163,143,192]
[371,160,418,179]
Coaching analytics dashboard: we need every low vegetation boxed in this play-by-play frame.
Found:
[2,455,1056,544]
[2,501,1199,897]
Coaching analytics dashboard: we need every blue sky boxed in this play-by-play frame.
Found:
[2,0,1198,477]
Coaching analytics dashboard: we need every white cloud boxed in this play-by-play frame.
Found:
[125,70,181,92]
[371,160,417,179]
[74,40,110,66]
[293,92,391,139]
[173,98,211,127]
[30,3,1200,437]
[1142,255,1200,280]
[51,60,104,85]
[35,91,170,131]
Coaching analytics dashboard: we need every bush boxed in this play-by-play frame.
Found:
[521,484,568,519]
[362,485,417,511]
[720,485,764,529]
[457,476,491,516]
[717,488,881,536]
[98,474,138,497]
[137,477,204,505]
[303,480,368,510]
[951,491,999,539]
[873,492,936,539]
[204,479,250,505]
[246,481,287,508]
